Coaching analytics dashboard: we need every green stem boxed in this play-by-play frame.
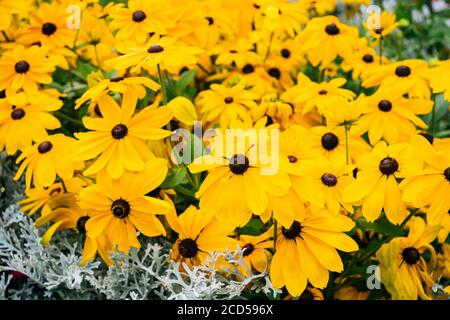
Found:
[157,64,168,106]
[54,111,83,126]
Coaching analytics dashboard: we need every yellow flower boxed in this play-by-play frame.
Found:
[283,73,355,115]
[196,80,258,128]
[309,125,370,162]
[14,134,77,189]
[365,11,399,39]
[401,135,450,225]
[73,92,172,179]
[167,205,236,268]
[80,159,172,253]
[18,177,86,216]
[189,131,291,227]
[18,2,76,49]
[362,59,431,99]
[0,46,56,94]
[106,35,204,73]
[0,90,62,155]
[0,0,30,31]
[343,141,422,224]
[109,0,176,44]
[376,217,440,300]
[298,16,359,68]
[253,0,308,37]
[270,208,358,297]
[352,88,433,144]
[75,73,159,110]
[303,156,355,214]
[429,59,450,101]
[251,94,293,130]
[213,38,261,69]
[238,227,273,275]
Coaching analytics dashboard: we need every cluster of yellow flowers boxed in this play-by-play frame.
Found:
[0,0,449,300]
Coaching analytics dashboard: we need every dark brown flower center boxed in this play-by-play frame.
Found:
[325,23,340,35]
[321,173,338,187]
[148,44,164,53]
[395,65,411,77]
[179,238,198,258]
[111,124,128,139]
[109,76,125,82]
[419,133,434,144]
[288,155,298,163]
[132,10,146,22]
[444,167,450,182]
[402,247,420,265]
[242,243,255,256]
[224,96,234,104]
[42,22,57,36]
[10,108,25,120]
[318,90,327,95]
[76,216,90,234]
[206,16,214,25]
[374,28,383,35]
[281,48,291,58]
[321,132,339,150]
[268,67,281,79]
[15,60,30,74]
[282,221,302,239]
[378,99,392,112]
[379,157,399,176]
[37,141,53,154]
[362,54,374,63]
[111,199,130,219]
[242,64,254,74]
[229,154,250,175]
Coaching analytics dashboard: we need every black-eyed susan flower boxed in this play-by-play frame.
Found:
[343,141,422,224]
[19,177,86,216]
[213,38,261,69]
[238,227,272,275]
[18,2,76,49]
[166,205,236,268]
[270,208,358,297]
[298,16,359,68]
[0,91,62,155]
[376,217,440,300]
[0,46,56,94]
[106,35,204,73]
[109,0,176,44]
[401,135,450,225]
[362,59,431,99]
[14,134,77,189]
[251,94,292,130]
[309,125,371,162]
[80,159,172,253]
[189,131,290,227]
[283,73,355,115]
[196,80,258,128]
[303,156,355,214]
[352,88,433,144]
[73,92,172,179]
[364,10,399,39]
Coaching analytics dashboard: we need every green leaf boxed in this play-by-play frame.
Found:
[160,166,187,189]
[236,218,266,236]
[176,69,197,94]
[356,214,405,238]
